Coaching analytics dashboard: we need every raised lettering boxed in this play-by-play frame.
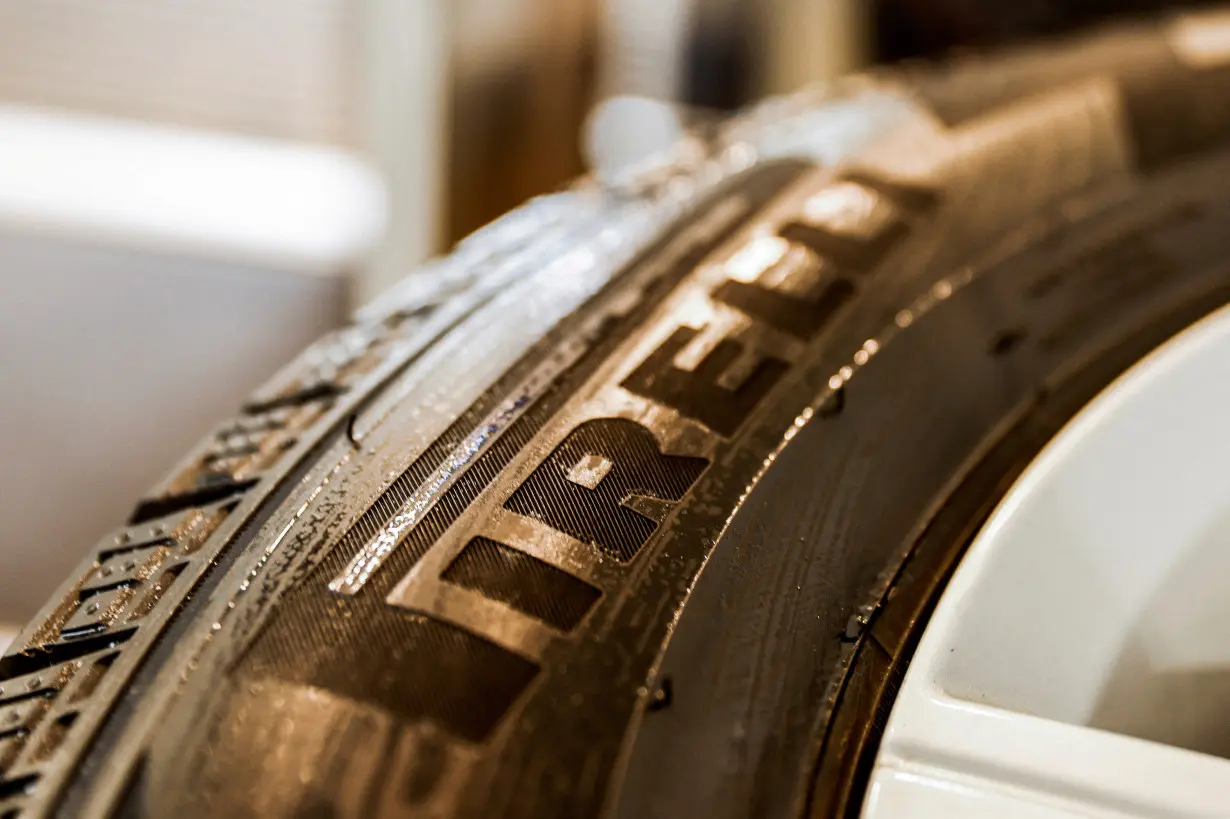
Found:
[503,418,708,562]
[713,278,854,340]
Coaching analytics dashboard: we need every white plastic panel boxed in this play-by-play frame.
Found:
[866,304,1230,818]
[0,105,386,274]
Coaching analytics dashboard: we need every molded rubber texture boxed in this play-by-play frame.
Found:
[6,11,1230,819]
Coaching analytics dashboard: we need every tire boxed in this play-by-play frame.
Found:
[6,12,1230,819]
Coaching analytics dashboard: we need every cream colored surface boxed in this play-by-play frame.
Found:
[765,0,868,93]
[868,305,1230,818]
[0,106,386,274]
[1170,9,1230,68]
[0,0,358,145]
[354,0,450,303]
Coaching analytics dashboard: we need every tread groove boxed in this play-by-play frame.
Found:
[128,479,259,526]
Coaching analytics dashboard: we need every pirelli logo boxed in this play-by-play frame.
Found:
[329,161,936,661]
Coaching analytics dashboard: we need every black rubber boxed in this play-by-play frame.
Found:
[5,11,1230,819]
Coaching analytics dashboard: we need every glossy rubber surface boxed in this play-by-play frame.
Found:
[5,10,1230,819]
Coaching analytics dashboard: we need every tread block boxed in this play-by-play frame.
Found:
[125,564,188,623]
[66,653,117,704]
[0,696,50,740]
[81,545,170,595]
[30,713,75,763]
[0,736,27,775]
[59,587,137,641]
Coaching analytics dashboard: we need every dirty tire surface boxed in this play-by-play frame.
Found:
[6,11,1230,819]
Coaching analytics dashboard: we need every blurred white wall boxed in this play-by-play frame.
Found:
[0,0,360,144]
[354,0,450,303]
[599,0,696,101]
[0,0,450,303]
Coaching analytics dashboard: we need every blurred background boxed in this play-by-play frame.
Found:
[0,0,1205,645]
